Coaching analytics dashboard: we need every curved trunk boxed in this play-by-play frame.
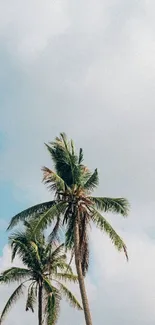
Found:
[74,220,93,325]
[38,280,43,325]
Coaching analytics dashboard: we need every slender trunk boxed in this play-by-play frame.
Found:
[74,220,93,325]
[38,280,43,325]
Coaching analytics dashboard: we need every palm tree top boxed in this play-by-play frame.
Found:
[0,222,82,325]
[8,133,130,268]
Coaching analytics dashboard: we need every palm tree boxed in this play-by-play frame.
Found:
[8,133,130,325]
[0,221,82,325]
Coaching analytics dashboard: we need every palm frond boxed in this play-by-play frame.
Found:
[78,148,83,164]
[44,294,60,325]
[7,201,56,230]
[83,169,99,191]
[47,218,62,244]
[51,261,73,274]
[42,166,65,192]
[51,244,65,261]
[0,267,31,284]
[10,237,33,264]
[91,209,128,260]
[58,283,82,310]
[10,237,42,271]
[33,202,67,234]
[43,277,54,294]
[90,197,129,216]
[71,139,75,155]
[65,250,74,274]
[29,241,41,264]
[45,133,80,187]
[65,211,76,250]
[0,283,24,324]
[25,283,36,312]
[54,273,78,283]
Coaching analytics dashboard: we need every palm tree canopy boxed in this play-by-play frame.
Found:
[0,222,82,325]
[8,133,130,275]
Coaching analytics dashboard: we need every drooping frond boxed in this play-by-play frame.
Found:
[90,197,129,217]
[50,244,65,261]
[33,202,67,234]
[42,166,65,193]
[83,168,99,191]
[10,237,35,265]
[24,219,45,244]
[25,283,36,312]
[65,212,75,250]
[10,236,42,271]
[52,261,73,274]
[7,201,56,230]
[54,273,78,283]
[47,218,62,244]
[29,241,41,264]
[57,283,82,310]
[0,283,24,324]
[43,277,55,294]
[0,267,31,284]
[91,209,128,260]
[44,293,60,325]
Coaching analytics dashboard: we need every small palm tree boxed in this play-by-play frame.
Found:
[0,221,82,325]
[8,133,129,325]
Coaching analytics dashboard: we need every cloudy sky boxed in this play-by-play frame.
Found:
[1,0,155,324]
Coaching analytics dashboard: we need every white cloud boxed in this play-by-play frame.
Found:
[0,0,69,60]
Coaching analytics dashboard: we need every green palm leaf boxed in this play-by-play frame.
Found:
[91,209,128,260]
[44,294,60,325]
[47,218,62,244]
[26,283,36,312]
[0,283,24,324]
[46,133,80,186]
[90,197,129,216]
[33,202,67,234]
[0,267,31,284]
[54,273,78,283]
[8,201,56,230]
[43,277,55,294]
[83,168,99,191]
[50,244,65,260]
[78,148,83,164]
[42,166,66,192]
[10,238,35,266]
[51,261,73,274]
[10,238,33,262]
[29,241,41,265]
[57,283,82,310]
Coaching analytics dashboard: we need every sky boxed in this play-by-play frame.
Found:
[1,0,155,324]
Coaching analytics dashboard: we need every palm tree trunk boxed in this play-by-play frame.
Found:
[38,280,43,325]
[74,220,93,325]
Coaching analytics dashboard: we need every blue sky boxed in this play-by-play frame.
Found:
[1,0,155,324]
[0,182,21,250]
[0,181,29,252]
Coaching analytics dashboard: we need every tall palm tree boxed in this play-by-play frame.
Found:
[0,221,82,325]
[8,133,130,325]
